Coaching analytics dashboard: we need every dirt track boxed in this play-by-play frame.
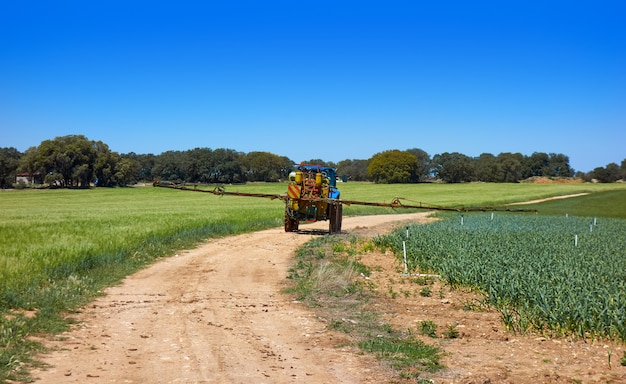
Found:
[33,214,426,384]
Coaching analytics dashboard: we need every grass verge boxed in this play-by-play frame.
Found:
[284,234,443,381]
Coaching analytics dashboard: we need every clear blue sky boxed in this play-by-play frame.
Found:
[1,1,624,172]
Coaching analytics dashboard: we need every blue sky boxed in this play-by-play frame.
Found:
[1,1,624,172]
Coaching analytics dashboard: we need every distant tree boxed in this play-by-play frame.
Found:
[35,135,98,187]
[590,167,606,182]
[368,150,417,184]
[405,148,431,181]
[474,153,501,182]
[301,159,336,168]
[336,159,370,181]
[604,166,615,182]
[496,152,524,182]
[0,147,22,188]
[93,140,117,187]
[123,152,154,181]
[151,148,246,183]
[575,170,588,180]
[431,152,474,183]
[152,150,186,182]
[592,163,621,183]
[621,158,626,180]
[209,148,246,183]
[17,147,38,177]
[94,145,141,187]
[548,153,574,177]
[526,152,550,178]
[113,156,141,186]
[244,152,293,182]
[185,148,216,182]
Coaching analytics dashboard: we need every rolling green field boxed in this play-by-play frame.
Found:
[514,188,626,218]
[1,182,625,382]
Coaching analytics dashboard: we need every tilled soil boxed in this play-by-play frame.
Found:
[32,212,626,384]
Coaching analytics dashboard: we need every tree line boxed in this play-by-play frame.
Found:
[1,134,624,189]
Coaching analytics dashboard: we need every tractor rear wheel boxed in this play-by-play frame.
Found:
[284,207,299,232]
[328,202,343,234]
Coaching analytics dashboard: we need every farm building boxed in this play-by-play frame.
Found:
[15,172,44,185]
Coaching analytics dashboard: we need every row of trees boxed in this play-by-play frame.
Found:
[1,135,296,188]
[12,135,141,188]
[1,135,624,188]
[342,149,625,184]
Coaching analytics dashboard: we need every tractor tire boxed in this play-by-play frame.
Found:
[284,207,299,232]
[336,203,342,233]
[329,202,343,234]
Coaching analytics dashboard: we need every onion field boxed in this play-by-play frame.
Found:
[376,212,626,341]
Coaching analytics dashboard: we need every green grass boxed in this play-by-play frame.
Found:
[336,182,626,217]
[285,235,443,379]
[340,181,624,205]
[358,335,442,375]
[419,320,438,338]
[0,187,284,304]
[520,189,626,218]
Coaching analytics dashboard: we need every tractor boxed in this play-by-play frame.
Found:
[283,164,342,234]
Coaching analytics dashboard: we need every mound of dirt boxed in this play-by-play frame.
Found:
[520,177,584,184]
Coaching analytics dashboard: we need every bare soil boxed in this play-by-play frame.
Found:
[32,212,625,384]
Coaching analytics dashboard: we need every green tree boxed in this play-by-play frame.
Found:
[131,153,155,181]
[151,148,246,183]
[406,148,431,181]
[93,141,118,187]
[302,159,335,167]
[17,147,39,177]
[526,152,550,178]
[431,152,474,183]
[368,150,417,184]
[336,159,370,181]
[152,150,186,182]
[113,156,141,186]
[116,152,146,181]
[548,153,574,177]
[592,163,621,183]
[36,135,98,187]
[497,152,525,182]
[244,151,293,182]
[474,153,501,182]
[184,148,215,182]
[209,148,245,183]
[0,147,22,188]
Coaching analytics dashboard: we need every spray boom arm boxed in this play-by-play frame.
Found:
[153,181,537,214]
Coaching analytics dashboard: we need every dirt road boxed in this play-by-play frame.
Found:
[33,213,427,384]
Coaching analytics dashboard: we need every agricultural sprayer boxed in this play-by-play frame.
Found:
[154,163,536,234]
